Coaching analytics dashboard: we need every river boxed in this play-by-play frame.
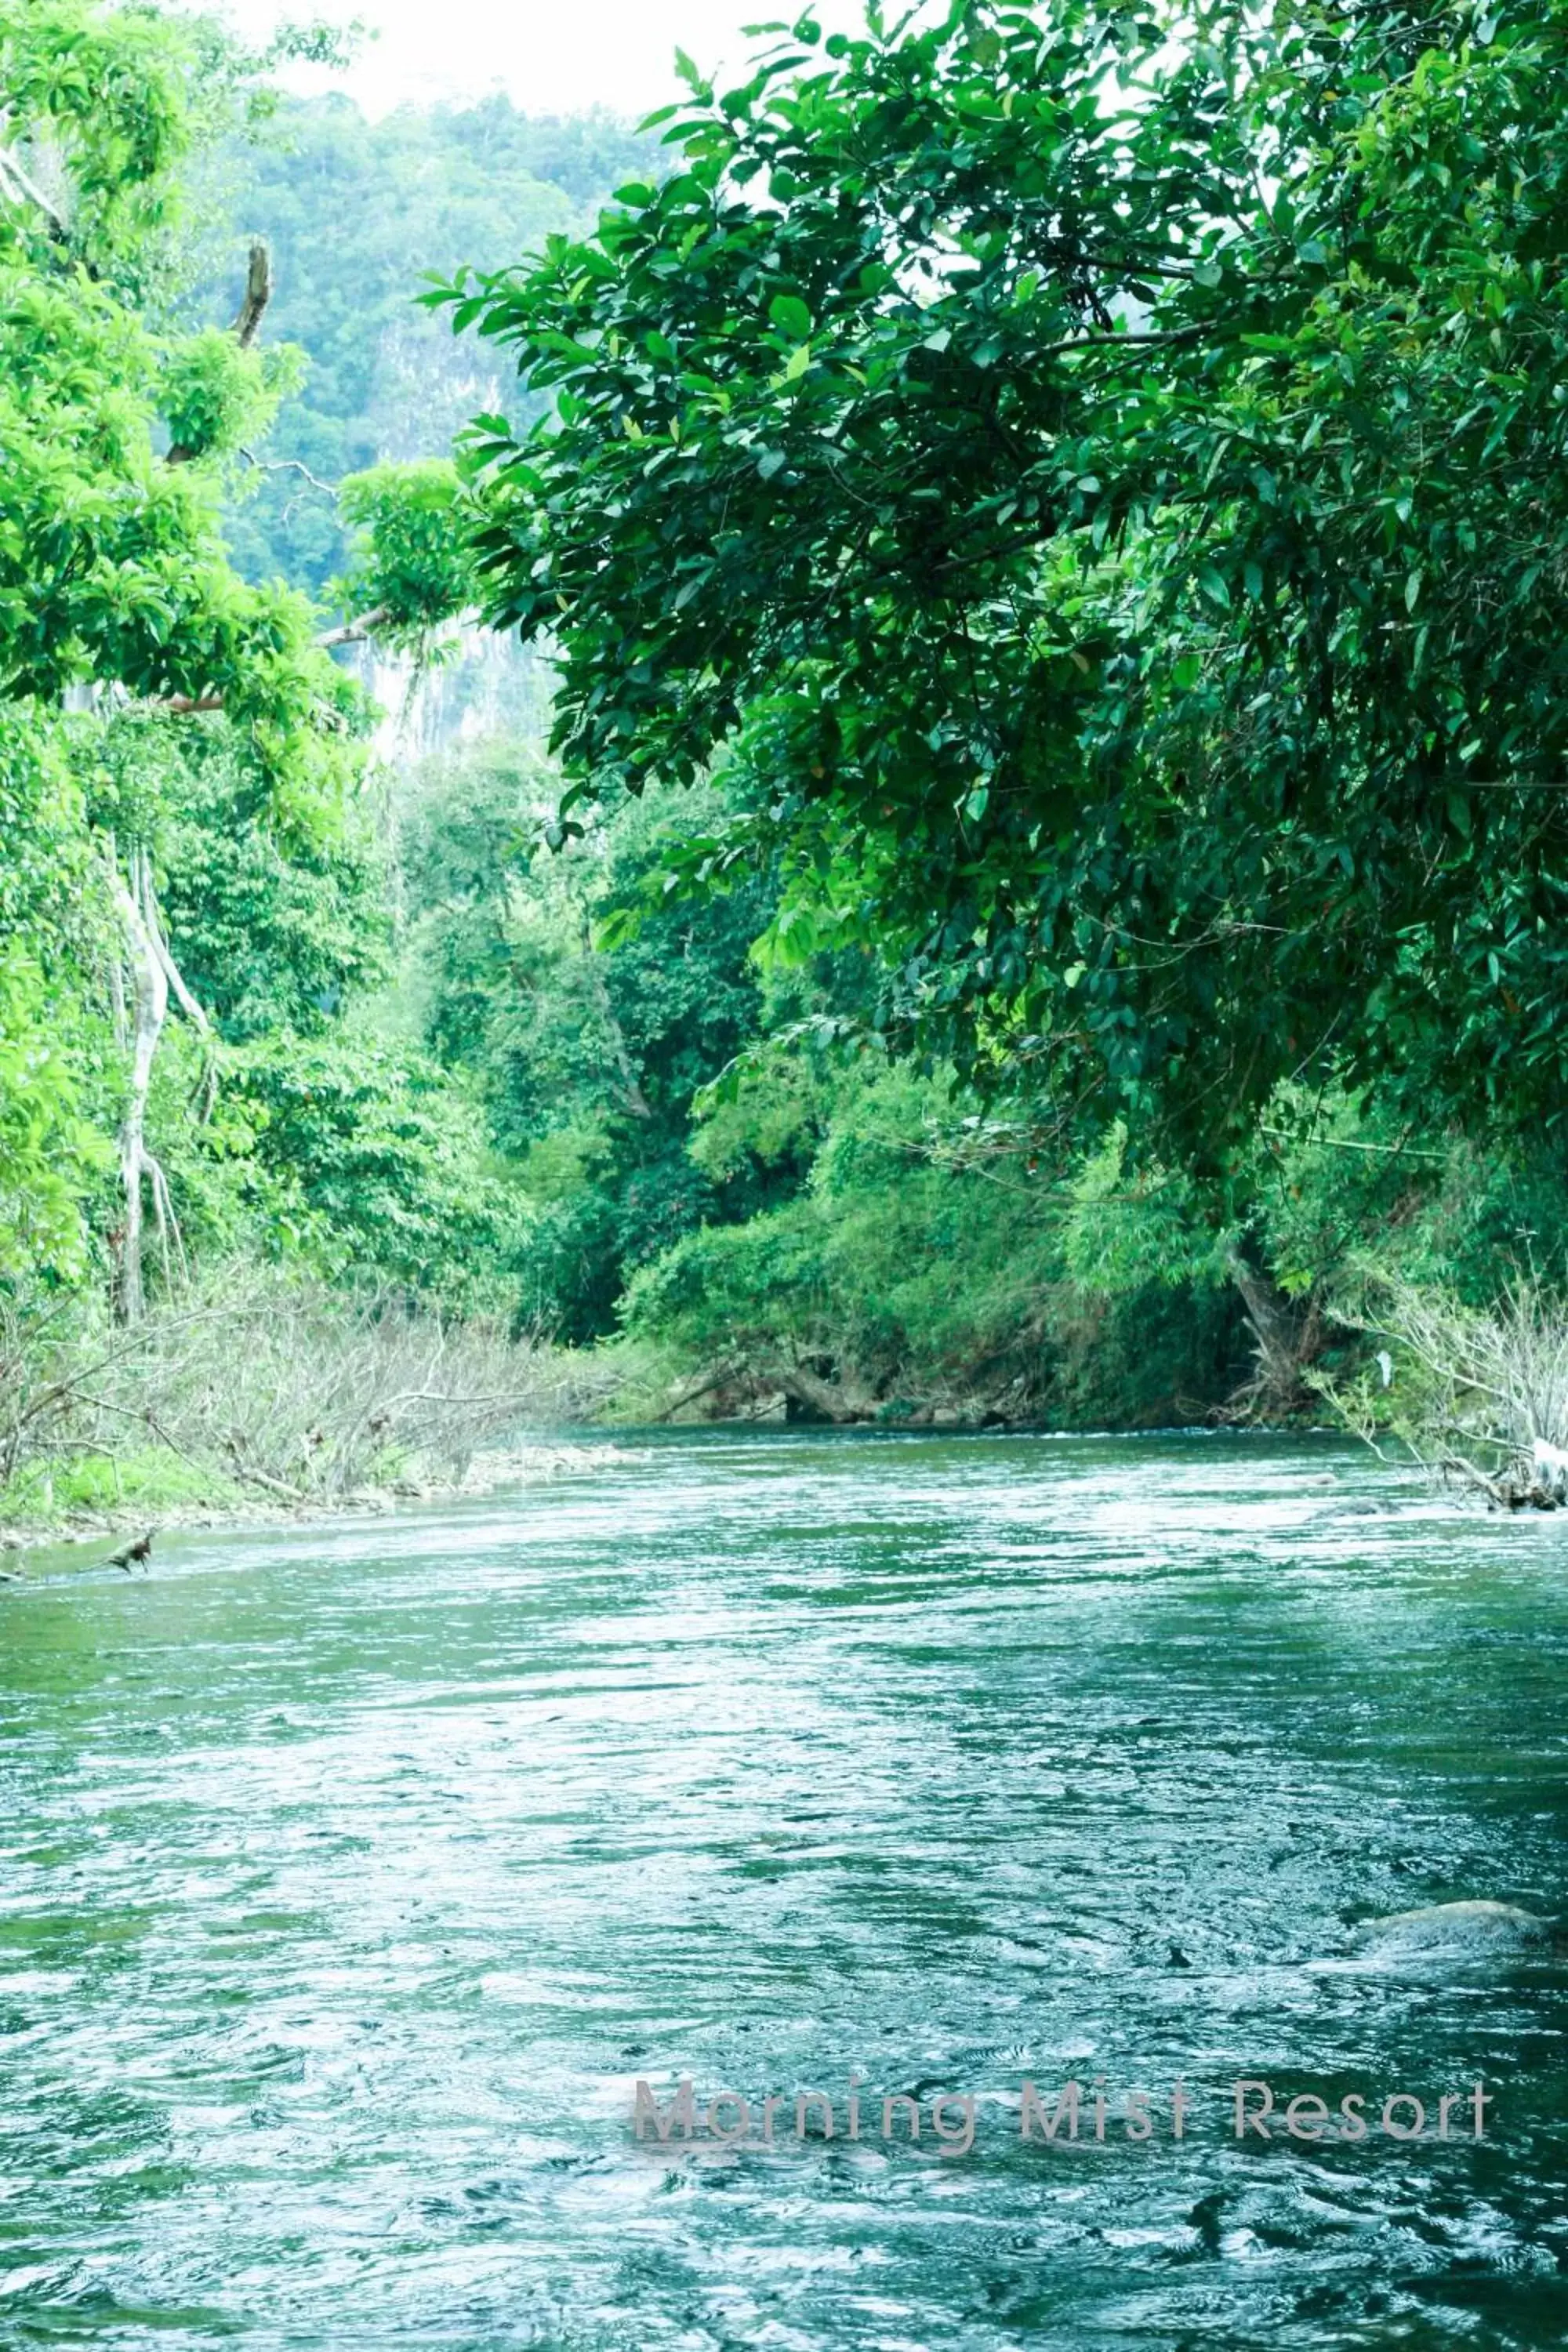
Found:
[2,1431,1565,2347]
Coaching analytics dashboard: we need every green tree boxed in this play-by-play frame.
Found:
[445,0,1568,1153]
[0,0,481,1313]
[399,752,788,1338]
[622,1054,1247,1425]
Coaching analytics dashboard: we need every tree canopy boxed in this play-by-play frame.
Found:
[0,0,493,1313]
[444,0,1568,1152]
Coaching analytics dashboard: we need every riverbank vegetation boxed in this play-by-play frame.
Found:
[5,0,1568,1531]
[0,1267,604,1530]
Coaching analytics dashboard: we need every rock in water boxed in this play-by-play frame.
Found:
[1352,1900,1556,1959]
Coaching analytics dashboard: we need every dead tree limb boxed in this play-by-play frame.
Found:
[111,855,168,1326]
[232,240,271,347]
[221,1436,303,1501]
[238,447,337,495]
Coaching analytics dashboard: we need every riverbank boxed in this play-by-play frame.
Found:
[1,1271,628,1568]
[0,1439,637,1570]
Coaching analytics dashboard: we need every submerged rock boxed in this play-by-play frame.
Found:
[1351,1900,1559,1959]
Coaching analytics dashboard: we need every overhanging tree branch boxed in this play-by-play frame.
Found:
[314,605,391,648]
[150,606,394,717]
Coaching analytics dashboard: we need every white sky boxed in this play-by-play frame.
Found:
[220,0,866,122]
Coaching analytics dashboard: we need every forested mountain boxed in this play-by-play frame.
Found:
[192,96,652,593]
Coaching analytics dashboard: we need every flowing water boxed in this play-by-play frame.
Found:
[2,1431,1566,2349]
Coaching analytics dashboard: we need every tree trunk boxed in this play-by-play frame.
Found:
[108,848,209,1324]
[1228,1249,1316,1415]
[232,239,271,348]
[773,1362,874,1424]
[111,852,168,1325]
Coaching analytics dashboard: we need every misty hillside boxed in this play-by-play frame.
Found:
[194,94,654,596]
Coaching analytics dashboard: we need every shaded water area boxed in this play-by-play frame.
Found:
[2,1430,1566,2348]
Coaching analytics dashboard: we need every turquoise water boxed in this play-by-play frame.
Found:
[1,1431,1565,2347]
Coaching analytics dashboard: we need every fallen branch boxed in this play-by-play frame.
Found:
[652,1363,743,1423]
[773,1361,874,1424]
[222,1442,304,1501]
[1437,1451,1511,1509]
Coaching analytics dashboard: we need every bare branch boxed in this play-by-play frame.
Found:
[1257,1124,1447,1163]
[238,447,338,495]
[109,849,169,1324]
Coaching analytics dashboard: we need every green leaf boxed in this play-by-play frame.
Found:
[768,293,814,340]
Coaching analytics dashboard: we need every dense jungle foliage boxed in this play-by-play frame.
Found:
[5,0,1568,1525]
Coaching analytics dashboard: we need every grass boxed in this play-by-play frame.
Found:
[0,1445,242,1529]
